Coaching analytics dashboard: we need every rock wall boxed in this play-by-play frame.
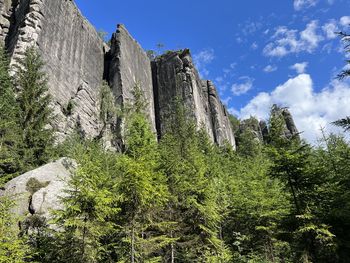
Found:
[0,0,236,149]
[108,24,156,135]
[2,0,105,141]
[152,50,236,148]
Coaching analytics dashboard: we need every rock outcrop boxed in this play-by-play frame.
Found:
[0,0,236,148]
[271,105,300,140]
[108,24,156,135]
[0,158,76,219]
[1,0,105,142]
[152,50,236,148]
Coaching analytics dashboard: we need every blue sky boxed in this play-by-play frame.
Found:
[75,0,350,143]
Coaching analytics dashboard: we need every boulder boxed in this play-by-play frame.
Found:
[1,158,76,219]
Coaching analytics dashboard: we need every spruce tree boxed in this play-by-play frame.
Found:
[0,196,31,262]
[15,46,54,170]
[113,85,170,262]
[159,100,231,262]
[0,46,21,184]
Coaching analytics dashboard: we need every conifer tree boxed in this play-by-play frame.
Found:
[15,46,54,170]
[113,85,170,262]
[52,143,120,263]
[0,46,21,183]
[0,196,31,262]
[159,100,231,262]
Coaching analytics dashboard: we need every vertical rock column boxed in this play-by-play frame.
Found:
[151,49,215,141]
[108,24,156,137]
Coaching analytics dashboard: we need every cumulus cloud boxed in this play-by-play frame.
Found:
[322,19,338,39]
[263,21,323,57]
[239,74,350,143]
[340,16,350,27]
[193,49,215,77]
[290,62,308,73]
[294,0,318,11]
[231,76,254,96]
[264,65,278,73]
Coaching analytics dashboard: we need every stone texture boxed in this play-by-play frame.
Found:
[3,0,105,141]
[271,105,300,140]
[239,117,264,143]
[0,1,236,149]
[108,24,156,136]
[152,49,235,148]
[207,80,236,147]
[1,158,76,219]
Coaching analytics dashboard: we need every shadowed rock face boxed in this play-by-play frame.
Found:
[271,105,300,140]
[152,50,236,148]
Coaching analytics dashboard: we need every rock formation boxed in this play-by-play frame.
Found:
[0,0,236,148]
[238,105,300,144]
[152,50,236,147]
[108,24,156,134]
[1,158,76,219]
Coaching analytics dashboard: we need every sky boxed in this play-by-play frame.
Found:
[75,0,350,144]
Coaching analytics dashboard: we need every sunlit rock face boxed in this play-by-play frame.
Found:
[0,1,236,148]
[152,49,236,148]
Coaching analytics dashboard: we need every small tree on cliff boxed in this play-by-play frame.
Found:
[15,47,54,170]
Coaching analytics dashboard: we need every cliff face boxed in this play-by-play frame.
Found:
[1,0,105,141]
[152,50,236,148]
[108,24,156,134]
[0,0,236,148]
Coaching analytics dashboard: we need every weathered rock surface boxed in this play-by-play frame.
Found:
[0,158,76,219]
[271,105,300,140]
[2,0,105,141]
[0,1,236,148]
[152,50,236,148]
[238,117,264,142]
[108,24,156,135]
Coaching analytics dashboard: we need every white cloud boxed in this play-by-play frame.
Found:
[193,49,215,77]
[264,65,278,73]
[340,16,350,27]
[290,62,308,73]
[239,74,350,143]
[294,0,318,11]
[322,19,338,39]
[231,76,254,96]
[251,42,259,50]
[263,21,323,57]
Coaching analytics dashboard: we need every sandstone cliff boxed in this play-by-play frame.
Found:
[152,50,236,147]
[0,0,236,148]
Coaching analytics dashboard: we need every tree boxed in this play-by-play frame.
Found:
[332,117,350,132]
[112,85,170,262]
[52,142,120,263]
[0,46,21,184]
[0,196,31,262]
[159,100,231,262]
[15,47,54,170]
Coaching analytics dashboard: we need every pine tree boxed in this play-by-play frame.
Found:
[15,46,54,170]
[0,46,21,184]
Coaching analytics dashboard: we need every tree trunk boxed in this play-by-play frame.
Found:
[131,222,135,263]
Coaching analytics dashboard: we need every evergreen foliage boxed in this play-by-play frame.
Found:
[0,46,21,184]
[15,47,54,170]
[0,196,31,262]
